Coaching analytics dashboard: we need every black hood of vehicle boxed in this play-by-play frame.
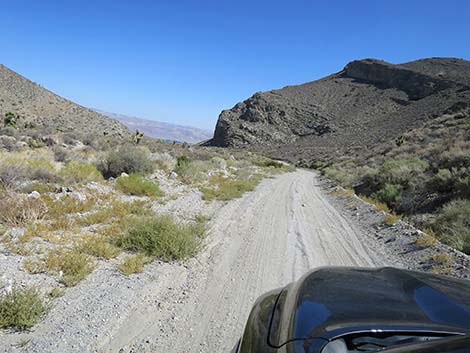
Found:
[269,267,470,349]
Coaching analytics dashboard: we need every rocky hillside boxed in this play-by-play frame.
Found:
[209,57,470,164]
[94,109,212,144]
[0,64,130,139]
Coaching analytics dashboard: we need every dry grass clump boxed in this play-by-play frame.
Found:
[42,194,95,218]
[329,188,355,198]
[430,253,453,275]
[59,161,103,184]
[200,175,262,201]
[117,254,150,275]
[358,195,391,213]
[415,232,438,249]
[116,174,164,198]
[0,287,48,330]
[45,248,95,287]
[78,199,151,227]
[384,213,401,225]
[115,215,206,261]
[78,235,121,259]
[0,193,47,227]
[0,149,58,187]
[23,258,45,274]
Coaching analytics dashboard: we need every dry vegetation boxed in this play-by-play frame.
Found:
[0,120,294,329]
[319,110,470,254]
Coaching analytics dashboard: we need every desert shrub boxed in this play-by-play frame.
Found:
[380,158,429,185]
[372,183,402,207]
[174,155,191,176]
[52,146,69,162]
[323,167,355,187]
[428,168,454,192]
[97,145,154,178]
[115,215,206,261]
[457,176,470,198]
[61,133,78,146]
[48,288,65,298]
[0,126,17,137]
[45,249,95,287]
[0,193,47,227]
[78,236,121,259]
[0,287,48,330]
[116,174,164,197]
[0,164,25,187]
[60,161,103,184]
[254,159,284,168]
[431,199,470,254]
[117,254,150,275]
[20,182,57,194]
[200,176,262,201]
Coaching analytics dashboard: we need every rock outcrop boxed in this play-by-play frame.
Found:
[208,57,470,164]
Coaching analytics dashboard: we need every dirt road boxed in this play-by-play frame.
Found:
[103,169,388,353]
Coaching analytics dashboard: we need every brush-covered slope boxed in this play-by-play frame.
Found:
[0,64,130,138]
[209,58,470,164]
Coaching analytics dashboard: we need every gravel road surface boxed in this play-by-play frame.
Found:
[102,169,390,353]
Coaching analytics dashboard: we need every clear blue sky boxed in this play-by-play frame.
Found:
[2,0,469,131]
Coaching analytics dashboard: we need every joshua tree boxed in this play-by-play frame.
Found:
[132,129,144,145]
[4,112,17,128]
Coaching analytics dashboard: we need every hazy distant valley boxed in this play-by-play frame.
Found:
[94,109,212,144]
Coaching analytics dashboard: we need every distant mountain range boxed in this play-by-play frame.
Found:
[93,109,212,144]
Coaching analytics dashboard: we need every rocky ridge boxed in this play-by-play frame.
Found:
[209,57,470,164]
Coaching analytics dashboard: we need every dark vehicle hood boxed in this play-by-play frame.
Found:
[269,267,470,348]
[381,335,470,353]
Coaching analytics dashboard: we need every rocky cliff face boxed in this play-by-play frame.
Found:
[208,57,470,164]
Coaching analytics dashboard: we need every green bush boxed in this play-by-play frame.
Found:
[323,167,355,187]
[97,146,154,179]
[115,216,206,261]
[116,174,164,197]
[0,287,48,330]
[117,254,150,275]
[380,158,429,185]
[200,176,261,201]
[372,183,402,207]
[45,249,96,287]
[60,161,103,184]
[431,199,470,254]
[174,155,191,176]
[254,159,284,168]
